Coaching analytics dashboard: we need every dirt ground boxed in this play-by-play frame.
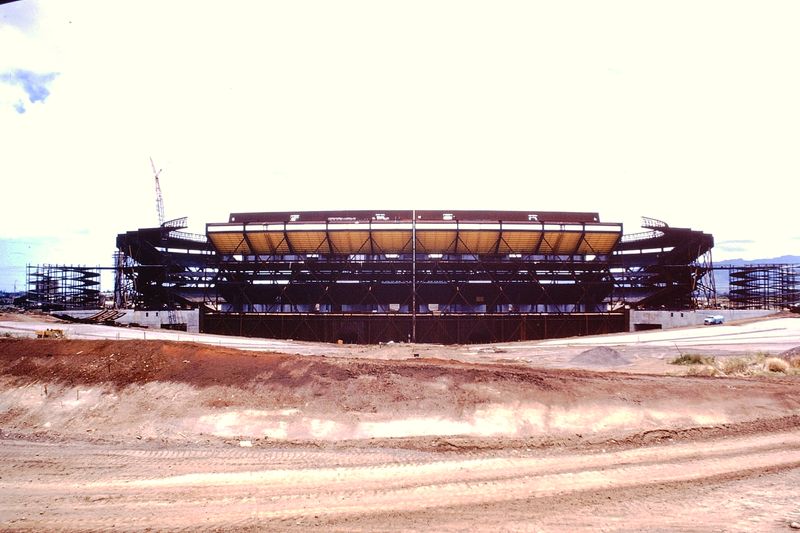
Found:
[1,313,800,531]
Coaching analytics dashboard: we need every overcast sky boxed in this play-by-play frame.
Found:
[1,0,799,291]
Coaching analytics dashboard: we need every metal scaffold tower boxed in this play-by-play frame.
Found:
[692,250,717,308]
[113,251,136,309]
[728,264,800,309]
[26,264,102,310]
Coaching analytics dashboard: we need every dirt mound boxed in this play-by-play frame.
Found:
[780,346,800,366]
[570,346,631,367]
[781,346,800,357]
[0,339,563,391]
[1,338,799,442]
[0,338,296,387]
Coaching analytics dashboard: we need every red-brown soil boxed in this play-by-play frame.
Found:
[2,338,799,442]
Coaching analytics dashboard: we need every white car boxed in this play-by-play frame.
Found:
[704,315,724,325]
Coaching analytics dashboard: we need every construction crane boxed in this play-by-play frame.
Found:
[150,157,165,226]
[149,156,179,327]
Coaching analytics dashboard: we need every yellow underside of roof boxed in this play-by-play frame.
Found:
[208,229,619,255]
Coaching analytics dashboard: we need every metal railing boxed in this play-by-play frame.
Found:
[620,230,664,243]
[168,230,208,243]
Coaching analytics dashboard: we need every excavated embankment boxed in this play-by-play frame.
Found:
[1,338,799,443]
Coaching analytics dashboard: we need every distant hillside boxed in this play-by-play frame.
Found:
[716,255,800,267]
[713,255,800,295]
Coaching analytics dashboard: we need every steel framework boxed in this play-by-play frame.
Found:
[199,210,624,343]
[113,210,714,344]
[114,218,217,311]
[609,217,714,309]
[25,264,102,310]
[728,264,800,309]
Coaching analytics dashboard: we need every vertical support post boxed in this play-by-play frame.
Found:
[114,252,122,309]
[412,209,417,343]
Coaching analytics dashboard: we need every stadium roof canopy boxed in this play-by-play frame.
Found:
[206,210,622,256]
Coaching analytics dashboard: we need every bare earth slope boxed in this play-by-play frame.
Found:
[2,338,799,443]
[1,330,800,531]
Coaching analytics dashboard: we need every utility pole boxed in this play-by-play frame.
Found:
[411,209,416,343]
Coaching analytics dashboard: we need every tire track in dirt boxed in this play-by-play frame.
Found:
[2,430,800,531]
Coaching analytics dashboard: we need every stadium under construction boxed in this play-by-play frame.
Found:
[79,209,720,344]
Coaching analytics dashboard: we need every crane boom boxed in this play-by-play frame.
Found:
[150,157,165,226]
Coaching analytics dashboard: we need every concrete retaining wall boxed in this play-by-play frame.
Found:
[55,309,200,333]
[629,309,776,331]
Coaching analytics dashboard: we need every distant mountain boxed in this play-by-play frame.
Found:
[716,255,800,267]
[713,255,800,295]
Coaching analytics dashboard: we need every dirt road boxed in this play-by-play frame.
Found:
[2,422,800,531]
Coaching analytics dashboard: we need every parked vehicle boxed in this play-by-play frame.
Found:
[35,329,65,338]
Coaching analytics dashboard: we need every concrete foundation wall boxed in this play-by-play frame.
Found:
[55,309,200,333]
[629,309,776,331]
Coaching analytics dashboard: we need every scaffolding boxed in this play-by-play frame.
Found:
[728,264,800,309]
[693,250,717,308]
[26,264,102,310]
[113,251,137,308]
